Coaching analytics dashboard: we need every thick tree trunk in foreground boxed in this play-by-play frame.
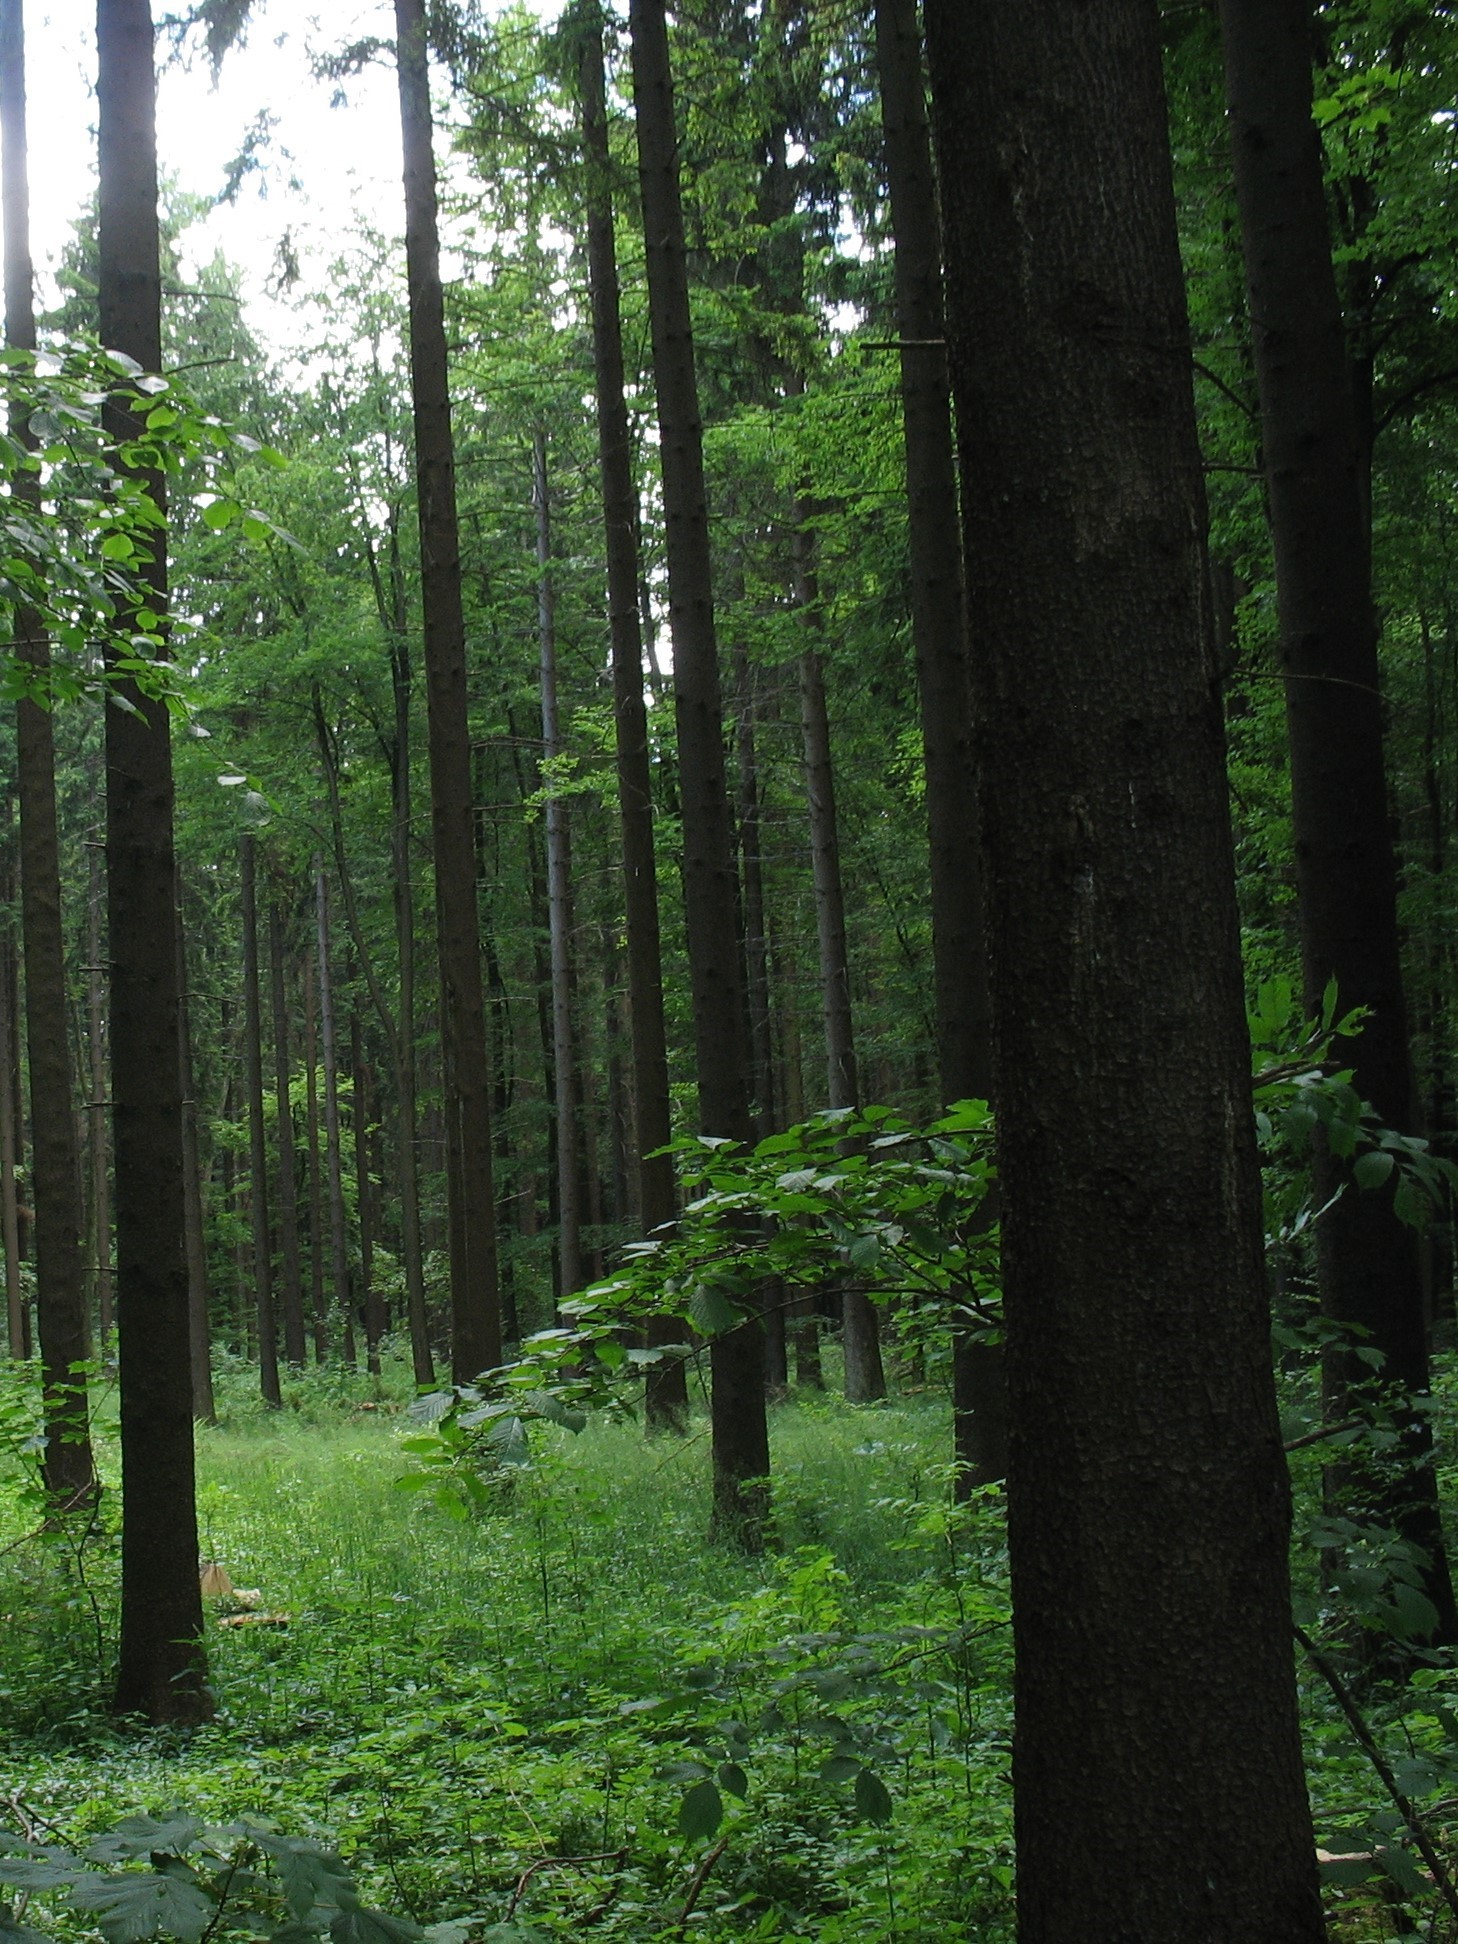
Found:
[925,2,1323,1935]
[630,0,769,1539]
[4,0,95,1499]
[268,901,307,1369]
[874,0,1001,1488]
[1220,0,1458,1644]
[241,839,280,1406]
[578,4,687,1431]
[99,0,209,1725]
[394,0,500,1384]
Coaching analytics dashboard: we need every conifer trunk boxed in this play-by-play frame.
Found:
[315,861,354,1365]
[925,2,1322,1931]
[241,837,280,1406]
[98,0,208,1725]
[393,0,500,1383]
[175,890,213,1423]
[268,900,307,1368]
[87,825,112,1346]
[303,950,327,1362]
[1219,0,1458,1643]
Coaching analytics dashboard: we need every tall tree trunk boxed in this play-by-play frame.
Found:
[241,838,280,1406]
[731,641,776,1137]
[578,2,686,1431]
[1219,0,1458,1644]
[5,0,95,1493]
[87,821,113,1347]
[925,2,1323,1933]
[268,900,307,1369]
[533,427,584,1303]
[795,535,885,1404]
[352,1009,383,1374]
[0,820,23,1359]
[630,0,769,1542]
[393,0,501,1384]
[874,0,1002,1488]
[303,950,327,1362]
[315,860,354,1366]
[175,885,214,1423]
[98,0,209,1725]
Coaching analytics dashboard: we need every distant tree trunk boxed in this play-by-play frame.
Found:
[240,838,280,1407]
[394,0,501,1384]
[578,0,686,1432]
[0,824,23,1359]
[534,428,584,1303]
[98,0,209,1726]
[352,1010,383,1374]
[925,2,1324,1934]
[795,535,885,1403]
[175,887,214,1424]
[630,0,769,1541]
[87,824,112,1347]
[314,861,354,1366]
[303,951,327,1363]
[731,642,776,1136]
[267,900,307,1369]
[874,0,1001,1489]
[1219,0,1458,1645]
[3,0,94,1492]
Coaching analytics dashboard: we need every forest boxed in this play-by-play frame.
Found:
[4,0,1458,1937]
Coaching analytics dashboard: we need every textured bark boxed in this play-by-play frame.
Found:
[267,900,307,1369]
[0,848,23,1358]
[1220,0,1458,1643]
[99,0,209,1725]
[175,891,214,1423]
[577,8,687,1427]
[534,428,584,1302]
[925,2,1323,1935]
[352,1011,383,1374]
[315,861,354,1365]
[4,0,95,1496]
[874,0,1002,1486]
[731,643,776,1138]
[86,825,112,1345]
[240,838,280,1407]
[630,0,768,1538]
[394,0,500,1383]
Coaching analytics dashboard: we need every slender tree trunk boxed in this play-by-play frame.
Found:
[98,0,208,1725]
[534,428,584,1303]
[175,885,214,1423]
[875,0,1002,1488]
[795,536,885,1403]
[4,0,95,1492]
[925,2,1323,1932]
[352,1010,383,1374]
[303,951,327,1362]
[315,860,354,1366]
[267,900,307,1369]
[630,0,768,1541]
[731,642,776,1136]
[0,841,23,1358]
[1219,0,1458,1645]
[579,2,686,1430]
[87,824,112,1347]
[240,838,280,1406]
[394,0,500,1383]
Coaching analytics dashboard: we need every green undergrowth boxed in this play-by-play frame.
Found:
[0,1365,1016,1942]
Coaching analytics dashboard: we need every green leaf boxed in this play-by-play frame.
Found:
[819,1755,861,1784]
[853,1769,893,1825]
[1374,1845,1428,1897]
[254,1839,356,1920]
[329,1909,422,1944]
[70,1873,216,1943]
[86,1819,202,1864]
[688,1284,740,1337]
[1317,1853,1375,1887]
[676,1781,724,1842]
[716,1763,748,1799]
[1352,1150,1394,1190]
[0,1911,51,1944]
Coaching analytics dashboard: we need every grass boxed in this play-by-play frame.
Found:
[0,1352,1017,1942]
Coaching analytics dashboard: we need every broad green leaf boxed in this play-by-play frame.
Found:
[677,1781,723,1842]
[1351,1150,1394,1190]
[1374,1845,1428,1897]
[853,1768,893,1825]
[716,1763,748,1799]
[86,1820,201,1866]
[329,1908,421,1944]
[819,1755,861,1784]
[70,1872,215,1943]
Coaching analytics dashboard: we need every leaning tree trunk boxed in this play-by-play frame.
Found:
[533,427,584,1303]
[4,0,95,1499]
[874,0,1002,1488]
[578,0,687,1431]
[630,0,769,1544]
[1219,0,1458,1645]
[394,0,500,1384]
[925,1,1324,1935]
[240,837,280,1407]
[268,900,308,1369]
[98,0,209,1726]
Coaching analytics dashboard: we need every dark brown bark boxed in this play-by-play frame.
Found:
[240,839,280,1406]
[175,889,213,1423]
[99,0,208,1725]
[731,643,776,1138]
[925,1,1324,1934]
[302,949,327,1362]
[4,0,95,1497]
[1220,0,1458,1643]
[533,428,584,1303]
[578,2,686,1430]
[86,824,113,1346]
[314,860,354,1366]
[630,0,769,1539]
[394,0,500,1384]
[267,899,307,1369]
[0,826,23,1358]
[874,0,1002,1487]
[352,1009,383,1374]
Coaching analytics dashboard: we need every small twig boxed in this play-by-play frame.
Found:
[1283,1419,1365,1454]
[1294,1622,1458,1926]
[676,1836,729,1930]
[505,1849,626,1920]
